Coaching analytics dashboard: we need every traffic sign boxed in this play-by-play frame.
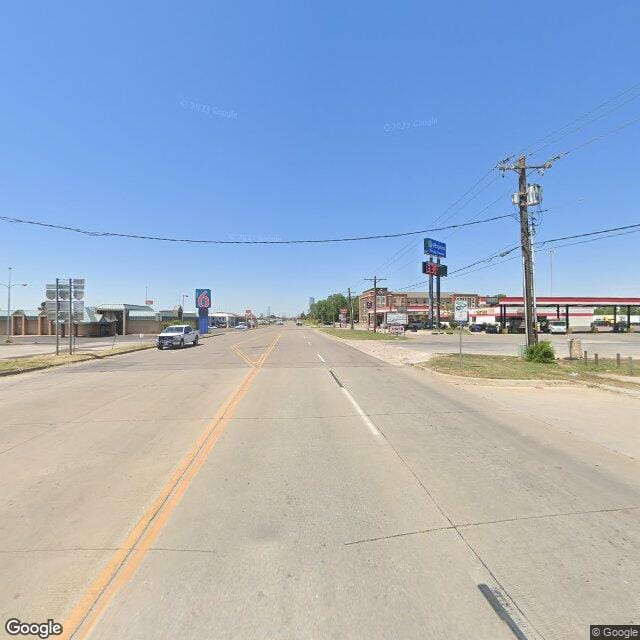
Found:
[366,300,373,309]
[454,300,469,323]
[424,238,446,258]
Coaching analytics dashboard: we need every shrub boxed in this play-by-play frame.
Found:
[525,340,555,363]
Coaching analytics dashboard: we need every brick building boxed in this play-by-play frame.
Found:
[358,288,480,327]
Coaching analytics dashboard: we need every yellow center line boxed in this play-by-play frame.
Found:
[231,326,283,367]
[62,329,284,640]
[231,343,257,367]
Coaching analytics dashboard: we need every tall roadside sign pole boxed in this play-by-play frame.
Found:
[436,257,441,329]
[365,276,386,332]
[499,154,557,347]
[68,278,73,355]
[423,238,447,330]
[55,279,60,355]
[428,257,434,328]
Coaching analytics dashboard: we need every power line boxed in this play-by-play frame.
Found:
[368,166,500,276]
[0,212,515,245]
[537,221,640,246]
[507,80,640,159]
[391,221,640,291]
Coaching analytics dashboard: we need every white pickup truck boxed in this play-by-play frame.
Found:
[156,325,199,349]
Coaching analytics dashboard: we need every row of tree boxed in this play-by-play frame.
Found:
[308,293,359,324]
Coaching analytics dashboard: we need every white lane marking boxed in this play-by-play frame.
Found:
[341,386,382,438]
[306,340,312,346]
[316,353,325,362]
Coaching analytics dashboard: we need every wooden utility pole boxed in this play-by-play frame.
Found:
[499,153,558,348]
[348,287,355,330]
[518,156,537,346]
[365,276,386,332]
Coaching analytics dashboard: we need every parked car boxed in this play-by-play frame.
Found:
[469,323,485,333]
[157,325,199,349]
[235,322,248,330]
[486,324,500,334]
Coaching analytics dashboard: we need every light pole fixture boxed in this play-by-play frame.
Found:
[1,267,28,343]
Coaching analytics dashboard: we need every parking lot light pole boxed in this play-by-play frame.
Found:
[2,267,28,343]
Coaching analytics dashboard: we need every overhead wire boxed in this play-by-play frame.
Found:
[0,212,516,245]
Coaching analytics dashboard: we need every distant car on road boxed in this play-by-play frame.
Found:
[295,319,302,326]
[276,319,284,325]
[157,325,199,349]
[235,322,248,330]
[548,319,567,334]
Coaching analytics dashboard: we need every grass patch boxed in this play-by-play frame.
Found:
[320,328,406,341]
[0,343,155,375]
[421,353,640,382]
[424,354,567,380]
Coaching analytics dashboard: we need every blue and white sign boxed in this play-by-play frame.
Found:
[424,238,447,258]
[195,289,212,309]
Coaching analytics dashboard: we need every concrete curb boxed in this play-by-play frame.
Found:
[413,363,640,398]
[412,364,577,387]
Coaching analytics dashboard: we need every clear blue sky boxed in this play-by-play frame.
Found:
[1,1,638,315]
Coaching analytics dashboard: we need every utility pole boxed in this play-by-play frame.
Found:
[518,155,537,346]
[548,249,556,297]
[499,154,558,348]
[348,288,355,330]
[365,276,386,333]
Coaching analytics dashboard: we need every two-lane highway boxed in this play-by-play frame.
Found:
[1,324,638,639]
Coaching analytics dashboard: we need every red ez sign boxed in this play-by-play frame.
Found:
[422,262,448,277]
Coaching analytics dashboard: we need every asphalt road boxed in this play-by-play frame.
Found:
[1,324,638,639]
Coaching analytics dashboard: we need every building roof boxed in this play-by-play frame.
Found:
[128,310,158,320]
[0,309,42,319]
[96,304,155,312]
[499,296,640,306]
[78,307,116,324]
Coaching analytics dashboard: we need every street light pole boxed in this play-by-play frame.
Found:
[5,267,10,343]
[548,249,556,297]
[2,267,28,343]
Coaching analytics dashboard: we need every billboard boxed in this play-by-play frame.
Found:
[424,238,447,258]
[386,312,408,325]
[195,289,211,309]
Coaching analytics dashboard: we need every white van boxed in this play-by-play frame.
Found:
[548,319,567,334]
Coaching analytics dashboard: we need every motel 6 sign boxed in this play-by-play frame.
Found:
[195,289,212,309]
